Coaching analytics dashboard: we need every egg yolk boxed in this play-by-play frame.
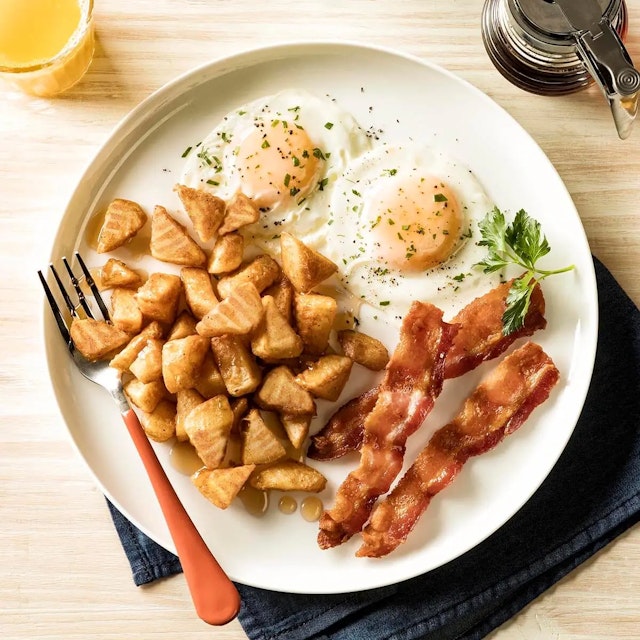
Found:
[368,176,463,272]
[235,120,322,210]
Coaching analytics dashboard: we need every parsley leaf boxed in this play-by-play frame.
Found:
[475,207,575,335]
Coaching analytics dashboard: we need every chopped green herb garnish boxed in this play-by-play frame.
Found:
[352,189,362,197]
[383,168,398,176]
[261,139,270,149]
[318,177,329,191]
[324,122,334,130]
[290,186,301,197]
[434,193,448,202]
[292,155,300,167]
[313,147,326,160]
[206,179,219,186]
[379,301,390,307]
[284,173,291,188]
[181,146,192,158]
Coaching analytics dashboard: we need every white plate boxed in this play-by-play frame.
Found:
[44,42,598,594]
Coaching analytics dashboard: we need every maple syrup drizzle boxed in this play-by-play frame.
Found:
[169,440,204,476]
[238,485,269,517]
[300,496,323,522]
[84,209,106,251]
[278,495,297,515]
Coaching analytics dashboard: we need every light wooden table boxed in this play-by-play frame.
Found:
[2,1,639,638]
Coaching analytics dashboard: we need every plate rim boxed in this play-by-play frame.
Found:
[42,39,599,593]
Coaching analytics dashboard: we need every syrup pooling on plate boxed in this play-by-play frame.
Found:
[278,495,297,514]
[170,440,204,476]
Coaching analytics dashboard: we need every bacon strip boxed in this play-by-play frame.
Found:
[308,281,546,461]
[357,341,559,558]
[317,302,457,549]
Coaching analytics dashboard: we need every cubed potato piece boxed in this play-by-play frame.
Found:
[196,282,263,337]
[174,183,225,243]
[124,378,169,413]
[192,464,255,509]
[166,310,198,341]
[109,321,163,370]
[193,351,227,398]
[240,408,287,465]
[249,461,326,492]
[216,255,280,299]
[96,199,147,254]
[295,355,353,402]
[281,414,311,450]
[337,330,390,371]
[279,232,338,293]
[110,288,144,334]
[207,232,244,275]
[150,205,206,267]
[70,318,131,361]
[256,366,315,416]
[251,295,303,361]
[139,399,176,442]
[218,192,260,235]
[161,335,210,393]
[135,273,182,325]
[183,395,233,469]
[181,267,218,319]
[129,338,164,383]
[263,276,294,324]
[100,258,143,289]
[175,388,205,442]
[210,336,262,397]
[293,292,337,355]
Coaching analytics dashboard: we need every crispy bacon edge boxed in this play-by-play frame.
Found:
[357,341,559,558]
[307,281,546,461]
[317,302,457,550]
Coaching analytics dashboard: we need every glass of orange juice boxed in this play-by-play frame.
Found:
[0,0,95,97]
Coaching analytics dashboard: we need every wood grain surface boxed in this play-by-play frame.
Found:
[2,1,639,638]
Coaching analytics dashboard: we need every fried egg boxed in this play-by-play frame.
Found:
[180,89,371,251]
[316,144,502,320]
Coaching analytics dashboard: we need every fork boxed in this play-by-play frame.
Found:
[38,252,241,626]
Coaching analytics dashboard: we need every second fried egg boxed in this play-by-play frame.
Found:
[316,144,502,319]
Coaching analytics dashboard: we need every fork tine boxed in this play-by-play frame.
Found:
[75,252,111,322]
[50,262,80,319]
[62,256,94,319]
[38,269,72,345]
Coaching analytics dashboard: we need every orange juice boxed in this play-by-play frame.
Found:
[0,0,94,96]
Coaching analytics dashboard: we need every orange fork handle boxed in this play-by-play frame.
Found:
[121,408,241,625]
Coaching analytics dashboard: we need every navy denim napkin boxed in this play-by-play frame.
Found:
[108,256,640,640]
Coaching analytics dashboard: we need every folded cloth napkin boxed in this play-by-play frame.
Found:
[108,256,640,640]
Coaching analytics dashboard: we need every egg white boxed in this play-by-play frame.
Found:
[180,89,371,253]
[313,144,503,322]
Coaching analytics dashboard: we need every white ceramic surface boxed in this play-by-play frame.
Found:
[43,42,598,594]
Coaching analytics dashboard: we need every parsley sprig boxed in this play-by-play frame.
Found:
[475,207,575,335]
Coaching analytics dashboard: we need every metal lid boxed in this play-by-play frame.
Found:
[511,0,617,42]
